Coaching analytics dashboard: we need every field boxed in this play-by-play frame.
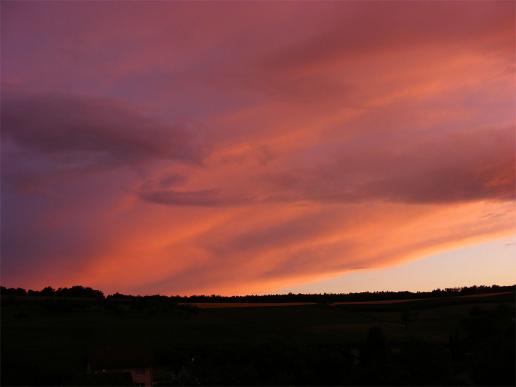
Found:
[1,291,515,386]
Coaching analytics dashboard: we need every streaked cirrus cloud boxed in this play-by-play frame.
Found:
[1,1,514,294]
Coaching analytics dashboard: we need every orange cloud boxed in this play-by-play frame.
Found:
[1,1,514,294]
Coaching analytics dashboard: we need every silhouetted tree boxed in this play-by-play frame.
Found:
[40,286,55,296]
[55,286,104,299]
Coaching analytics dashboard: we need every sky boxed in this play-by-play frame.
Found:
[281,235,516,294]
[1,1,515,295]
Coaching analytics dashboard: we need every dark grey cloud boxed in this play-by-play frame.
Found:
[1,89,204,169]
[139,189,252,207]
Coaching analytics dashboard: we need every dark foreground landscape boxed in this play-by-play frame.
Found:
[1,285,515,386]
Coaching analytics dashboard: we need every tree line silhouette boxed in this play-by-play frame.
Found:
[1,285,104,299]
[1,284,513,303]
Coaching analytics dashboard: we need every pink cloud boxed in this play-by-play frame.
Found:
[1,1,514,294]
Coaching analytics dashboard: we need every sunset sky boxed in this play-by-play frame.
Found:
[1,1,515,295]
